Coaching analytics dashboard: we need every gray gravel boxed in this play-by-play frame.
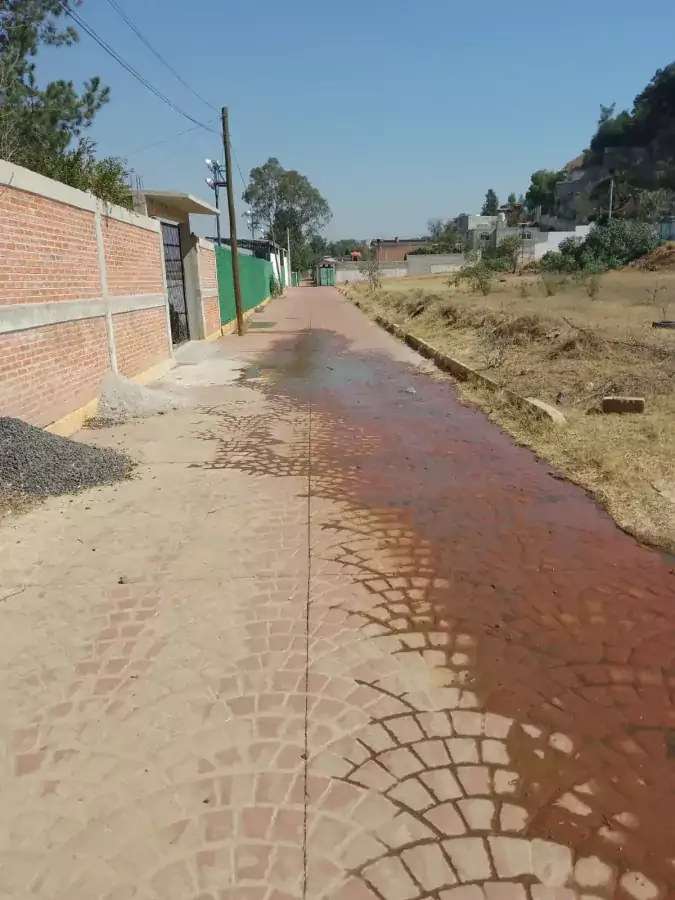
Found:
[0,417,130,497]
[92,373,188,425]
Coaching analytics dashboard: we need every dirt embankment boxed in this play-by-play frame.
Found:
[342,270,675,552]
[632,241,675,271]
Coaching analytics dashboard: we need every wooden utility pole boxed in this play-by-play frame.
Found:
[221,106,244,335]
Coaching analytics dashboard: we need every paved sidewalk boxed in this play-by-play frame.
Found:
[1,288,674,900]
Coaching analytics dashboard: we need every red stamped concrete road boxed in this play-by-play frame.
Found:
[0,287,674,900]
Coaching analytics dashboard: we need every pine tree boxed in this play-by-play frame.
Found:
[481,188,499,215]
[0,1,131,206]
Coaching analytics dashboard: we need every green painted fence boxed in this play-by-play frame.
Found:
[215,246,274,325]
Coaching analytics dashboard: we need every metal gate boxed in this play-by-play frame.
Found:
[161,223,189,345]
[317,266,335,287]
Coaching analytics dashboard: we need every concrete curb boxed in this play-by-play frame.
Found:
[374,314,566,426]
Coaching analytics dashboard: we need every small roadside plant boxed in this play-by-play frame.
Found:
[541,273,567,296]
[270,275,283,297]
[646,280,666,305]
[496,235,525,273]
[585,272,602,300]
[472,265,494,296]
[455,263,494,296]
[359,254,382,291]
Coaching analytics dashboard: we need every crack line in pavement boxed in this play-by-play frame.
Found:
[302,310,313,900]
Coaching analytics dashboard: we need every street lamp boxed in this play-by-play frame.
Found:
[243,209,259,240]
[204,159,227,246]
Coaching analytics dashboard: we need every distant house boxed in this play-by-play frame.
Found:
[456,214,499,248]
[370,237,431,261]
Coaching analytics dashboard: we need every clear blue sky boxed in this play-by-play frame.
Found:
[37,0,675,239]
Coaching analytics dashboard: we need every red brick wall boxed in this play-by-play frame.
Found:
[0,186,100,305]
[203,297,221,337]
[0,164,174,430]
[113,307,169,378]
[199,244,217,292]
[375,242,428,261]
[0,318,109,427]
[102,218,164,296]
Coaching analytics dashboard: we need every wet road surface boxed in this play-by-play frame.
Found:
[229,288,675,897]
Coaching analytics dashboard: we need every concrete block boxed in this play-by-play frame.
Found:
[602,396,645,414]
[525,397,567,426]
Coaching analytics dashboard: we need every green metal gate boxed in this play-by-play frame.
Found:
[317,266,335,287]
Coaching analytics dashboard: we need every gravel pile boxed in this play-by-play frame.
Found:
[0,417,130,497]
[92,373,188,425]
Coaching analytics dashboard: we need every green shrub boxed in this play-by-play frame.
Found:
[540,220,661,273]
[496,235,525,272]
[480,253,511,274]
[455,263,494,295]
[482,236,523,273]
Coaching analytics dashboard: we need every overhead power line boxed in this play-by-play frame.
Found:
[128,119,219,156]
[64,4,215,133]
[231,145,248,190]
[102,0,218,114]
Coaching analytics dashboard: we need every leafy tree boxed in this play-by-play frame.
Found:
[481,189,499,216]
[424,216,461,251]
[507,192,517,206]
[36,137,131,206]
[525,170,566,215]
[325,238,367,258]
[427,218,448,242]
[496,235,524,272]
[243,157,331,273]
[481,236,524,273]
[308,234,328,259]
[584,64,675,189]
[0,0,131,206]
[586,104,635,166]
[632,63,675,174]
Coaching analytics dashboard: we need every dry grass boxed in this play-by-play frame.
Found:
[343,270,675,552]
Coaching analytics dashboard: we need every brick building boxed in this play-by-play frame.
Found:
[370,237,431,262]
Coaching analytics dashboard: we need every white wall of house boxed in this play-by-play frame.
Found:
[284,249,291,286]
[269,249,282,283]
[532,225,593,260]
